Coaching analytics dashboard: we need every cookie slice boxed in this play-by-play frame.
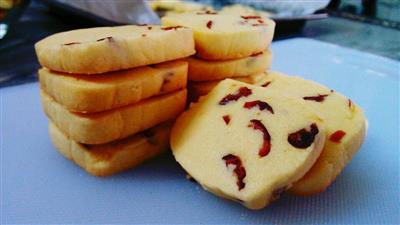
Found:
[35,25,195,74]
[41,89,186,144]
[188,72,266,100]
[162,13,275,60]
[49,121,171,176]
[256,72,367,195]
[187,50,271,81]
[171,79,325,209]
[39,60,187,113]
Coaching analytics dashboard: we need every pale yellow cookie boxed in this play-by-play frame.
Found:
[256,72,367,195]
[39,60,187,113]
[162,13,275,60]
[41,89,186,144]
[49,121,171,176]
[35,25,195,74]
[171,79,325,209]
[150,0,213,14]
[187,50,271,81]
[188,72,267,101]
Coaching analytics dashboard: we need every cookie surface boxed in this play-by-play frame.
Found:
[188,72,267,100]
[187,50,271,81]
[35,25,195,74]
[162,13,275,60]
[171,79,325,209]
[49,122,171,176]
[39,60,187,113]
[256,72,367,195]
[41,89,186,144]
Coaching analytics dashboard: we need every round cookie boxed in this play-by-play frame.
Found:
[171,79,326,209]
[41,89,186,144]
[188,72,267,100]
[256,72,367,195]
[162,12,275,60]
[49,121,172,176]
[35,25,195,74]
[187,50,272,81]
[39,60,187,113]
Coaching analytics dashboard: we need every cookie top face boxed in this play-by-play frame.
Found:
[35,25,195,74]
[171,79,325,209]
[162,13,275,60]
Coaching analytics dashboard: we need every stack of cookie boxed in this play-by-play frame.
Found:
[162,12,275,101]
[34,25,195,176]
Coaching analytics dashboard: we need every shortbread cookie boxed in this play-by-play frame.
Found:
[187,50,271,81]
[39,60,187,113]
[35,25,195,74]
[41,89,186,144]
[49,122,171,176]
[171,79,325,209]
[162,13,275,60]
[256,72,367,195]
[150,0,213,14]
[188,72,267,100]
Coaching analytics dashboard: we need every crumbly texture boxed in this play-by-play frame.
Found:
[171,79,325,209]
[162,13,275,60]
[41,89,186,144]
[187,50,272,81]
[35,25,195,74]
[256,72,367,195]
[39,60,187,113]
[49,122,172,176]
[188,72,267,101]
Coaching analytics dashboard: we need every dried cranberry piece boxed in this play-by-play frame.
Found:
[244,100,274,114]
[222,154,246,191]
[288,123,319,149]
[196,10,217,15]
[248,119,271,157]
[141,34,147,37]
[222,115,231,125]
[257,19,264,24]
[250,51,263,57]
[329,130,346,143]
[219,87,252,105]
[207,20,213,29]
[303,94,329,102]
[261,81,271,88]
[241,15,261,19]
[147,26,152,30]
[63,42,80,46]
[96,36,113,42]
[162,26,183,30]
[348,99,353,108]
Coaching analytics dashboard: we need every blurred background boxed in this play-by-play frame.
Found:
[0,0,399,87]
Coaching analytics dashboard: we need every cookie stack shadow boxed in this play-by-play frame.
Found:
[34,25,195,176]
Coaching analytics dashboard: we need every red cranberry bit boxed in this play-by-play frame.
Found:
[248,119,271,157]
[222,115,231,125]
[348,99,353,108]
[63,42,80,46]
[96,36,113,42]
[141,34,147,37]
[222,154,246,190]
[244,100,274,114]
[250,51,263,57]
[219,87,252,105]
[257,19,264,24]
[162,26,183,30]
[196,10,218,15]
[329,130,346,143]
[206,20,213,29]
[261,81,271,88]
[147,26,152,30]
[288,123,319,149]
[241,15,261,19]
[303,94,329,102]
